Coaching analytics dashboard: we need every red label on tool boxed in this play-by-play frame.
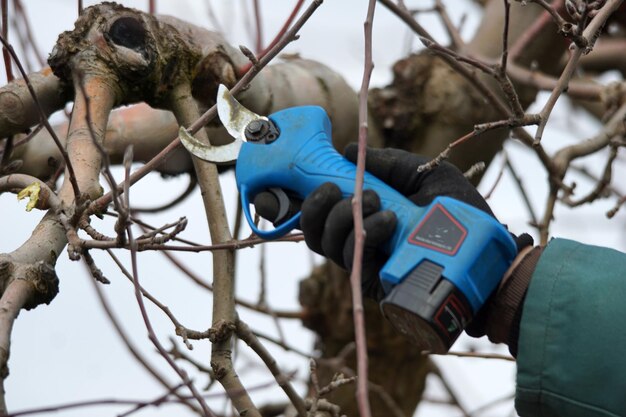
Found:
[408,203,467,255]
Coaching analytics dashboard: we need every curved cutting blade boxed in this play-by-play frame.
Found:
[217,84,268,141]
[179,127,242,165]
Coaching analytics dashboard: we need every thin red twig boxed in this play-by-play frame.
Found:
[125,224,216,416]
[351,1,377,416]
[252,0,263,53]
[1,0,13,81]
[239,0,305,74]
[14,0,46,68]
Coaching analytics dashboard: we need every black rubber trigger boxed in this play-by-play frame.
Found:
[268,187,291,224]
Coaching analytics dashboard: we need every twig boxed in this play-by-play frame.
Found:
[3,376,291,417]
[8,122,44,149]
[1,0,13,82]
[131,220,305,319]
[315,346,407,417]
[504,59,602,101]
[3,395,185,417]
[131,174,197,213]
[537,101,626,239]
[528,0,569,29]
[252,0,263,53]
[124,217,215,416]
[204,0,225,35]
[534,47,585,144]
[86,262,201,414]
[496,0,526,117]
[349,1,377,416]
[561,143,619,206]
[117,383,187,417]
[0,136,13,172]
[250,328,312,358]
[14,0,45,68]
[483,152,507,200]
[0,34,81,201]
[500,0,511,76]
[379,0,557,174]
[105,248,196,350]
[239,0,305,74]
[534,0,624,144]
[505,155,539,225]
[421,36,526,117]
[127,214,202,246]
[433,0,465,50]
[569,161,625,203]
[256,236,287,345]
[463,161,485,180]
[538,184,559,244]
[309,359,322,416]
[135,218,187,242]
[427,359,470,417]
[509,0,564,62]
[417,114,541,173]
[132,234,304,251]
[82,249,109,284]
[168,338,215,379]
[309,359,356,415]
[607,194,626,218]
[440,351,515,361]
[236,320,308,416]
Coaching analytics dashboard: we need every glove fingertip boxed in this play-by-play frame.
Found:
[344,143,359,163]
[341,210,397,270]
[514,233,534,252]
[301,182,343,255]
[370,210,398,242]
[362,189,382,212]
[344,143,387,165]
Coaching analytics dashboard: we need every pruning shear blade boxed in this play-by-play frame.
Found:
[217,84,269,142]
[179,84,267,164]
[179,127,242,165]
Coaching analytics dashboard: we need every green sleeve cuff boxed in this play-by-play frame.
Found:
[516,238,626,417]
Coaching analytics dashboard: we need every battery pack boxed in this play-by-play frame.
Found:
[381,260,473,353]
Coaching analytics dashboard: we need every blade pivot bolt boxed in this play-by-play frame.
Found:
[244,119,279,144]
[245,120,269,141]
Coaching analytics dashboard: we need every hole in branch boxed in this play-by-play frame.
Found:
[108,17,147,52]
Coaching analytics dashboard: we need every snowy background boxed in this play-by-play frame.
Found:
[1,1,625,416]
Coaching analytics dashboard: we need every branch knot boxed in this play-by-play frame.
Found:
[208,319,236,343]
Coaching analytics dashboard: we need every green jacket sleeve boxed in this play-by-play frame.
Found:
[516,238,626,417]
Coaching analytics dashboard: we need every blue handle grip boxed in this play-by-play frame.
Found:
[236,106,517,311]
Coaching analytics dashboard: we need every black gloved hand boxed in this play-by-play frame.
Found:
[254,144,531,301]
